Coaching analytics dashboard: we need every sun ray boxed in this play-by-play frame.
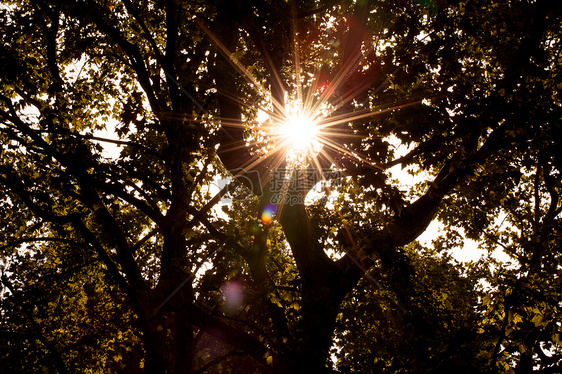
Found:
[316,98,427,132]
[315,136,384,172]
[194,17,287,116]
[310,50,365,115]
[291,0,303,105]
[303,76,320,114]
[194,15,450,208]
[310,150,337,184]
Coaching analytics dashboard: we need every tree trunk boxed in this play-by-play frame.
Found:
[141,296,194,373]
[174,310,194,374]
[289,286,343,374]
[141,257,194,374]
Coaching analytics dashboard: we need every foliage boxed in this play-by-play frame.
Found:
[0,0,561,373]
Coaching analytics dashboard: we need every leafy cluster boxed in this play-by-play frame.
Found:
[1,0,561,373]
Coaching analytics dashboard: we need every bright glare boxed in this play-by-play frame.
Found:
[281,111,318,151]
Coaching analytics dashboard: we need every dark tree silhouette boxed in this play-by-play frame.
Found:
[1,0,561,373]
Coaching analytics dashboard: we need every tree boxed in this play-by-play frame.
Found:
[0,0,560,373]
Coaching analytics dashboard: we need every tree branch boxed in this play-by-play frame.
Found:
[164,0,180,110]
[297,0,340,18]
[1,273,71,374]
[121,0,164,62]
[190,303,269,367]
[0,237,90,252]
[74,0,162,114]
[71,218,138,300]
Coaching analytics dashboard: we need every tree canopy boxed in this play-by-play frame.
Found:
[1,0,561,373]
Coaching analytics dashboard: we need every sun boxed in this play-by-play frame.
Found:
[268,98,324,163]
[280,110,319,152]
[253,101,324,165]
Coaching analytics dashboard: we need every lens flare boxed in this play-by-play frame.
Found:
[221,280,245,314]
[260,203,275,224]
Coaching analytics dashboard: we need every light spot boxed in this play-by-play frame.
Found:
[221,280,245,314]
[261,203,276,225]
